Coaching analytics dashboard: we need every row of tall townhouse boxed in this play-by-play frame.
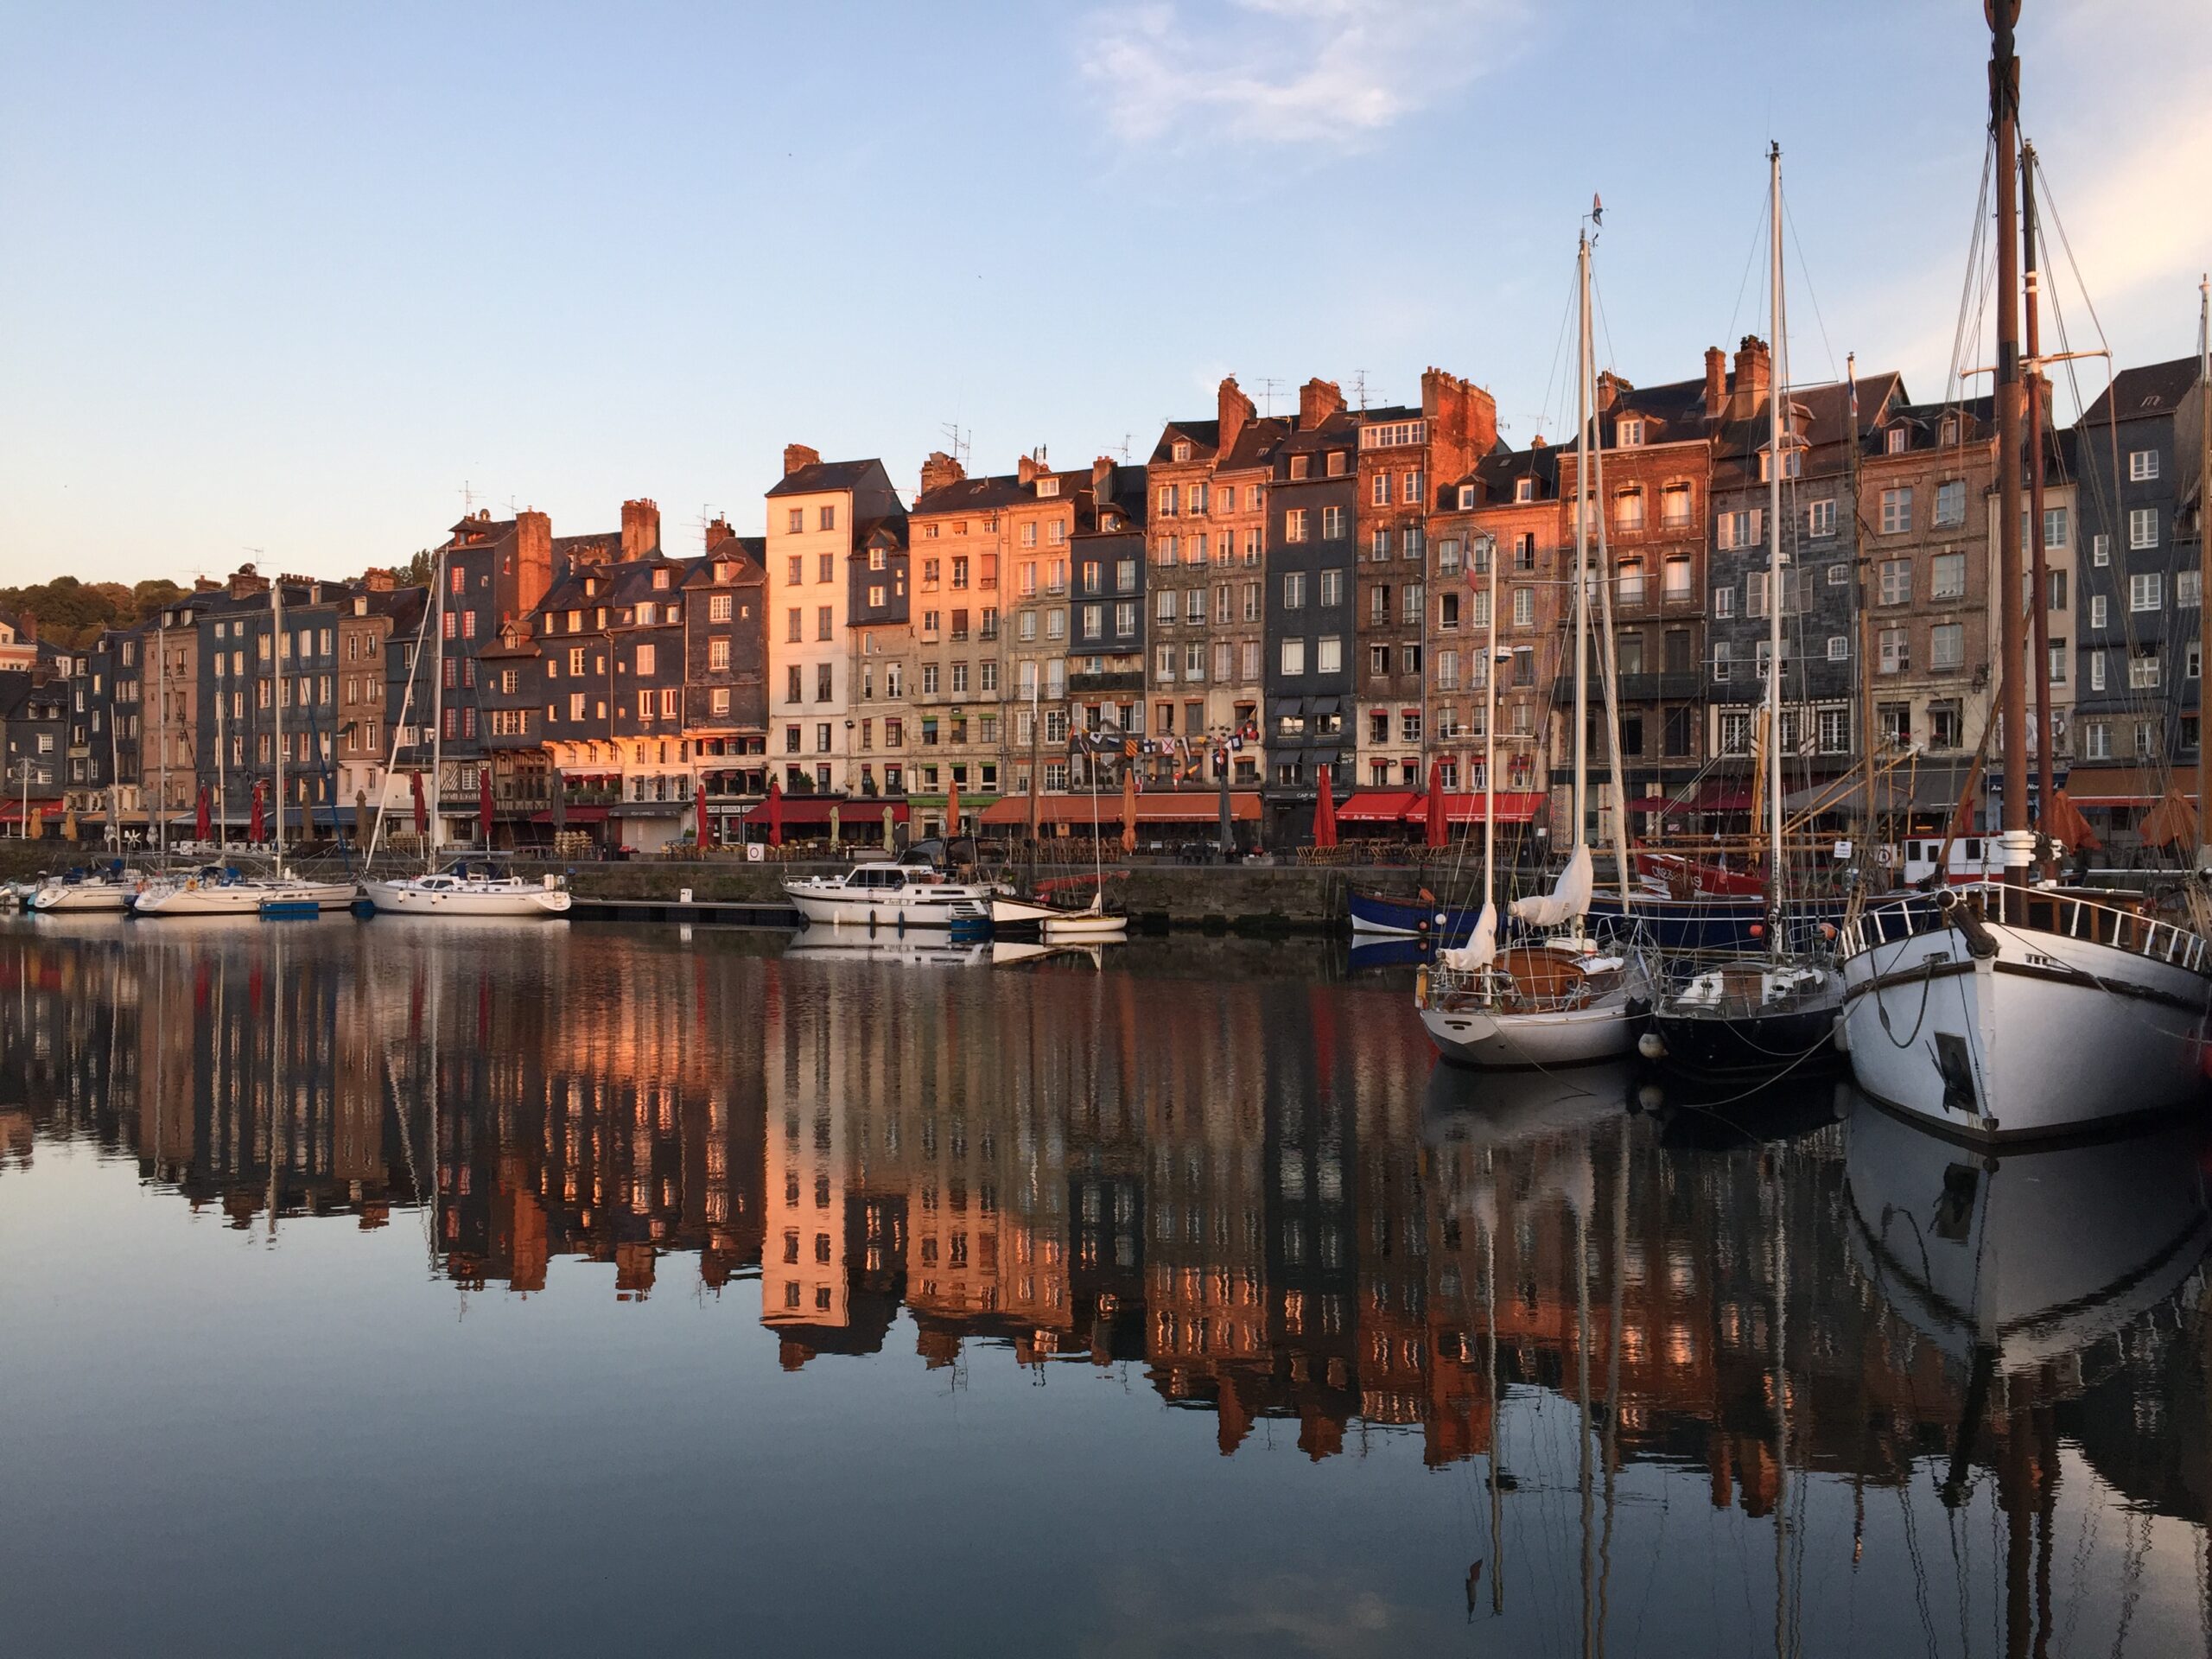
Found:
[12,343,2200,853]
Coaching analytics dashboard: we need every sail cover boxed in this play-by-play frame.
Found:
[1511,842,1593,929]
[1440,900,1498,972]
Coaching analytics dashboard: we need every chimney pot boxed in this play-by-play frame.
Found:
[918,451,965,498]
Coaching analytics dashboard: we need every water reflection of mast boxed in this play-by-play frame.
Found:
[1771,1149,1790,1659]
[1597,1116,1625,1656]
[1576,1138,1592,1659]
[1483,1181,1503,1617]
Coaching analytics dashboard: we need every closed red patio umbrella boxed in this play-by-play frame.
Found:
[696,785,709,849]
[410,769,427,837]
[194,782,211,843]
[249,779,265,844]
[1423,759,1447,849]
[1312,765,1338,849]
[766,776,784,848]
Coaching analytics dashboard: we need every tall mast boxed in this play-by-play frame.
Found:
[215,651,227,856]
[1991,0,2030,883]
[156,616,168,861]
[271,581,285,875]
[1484,532,1499,915]
[1573,232,1592,848]
[2022,143,2055,842]
[2197,273,2211,868]
[1766,143,1788,953]
[428,544,448,872]
[1851,354,1878,861]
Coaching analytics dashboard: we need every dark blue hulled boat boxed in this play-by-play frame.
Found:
[1348,887,1471,940]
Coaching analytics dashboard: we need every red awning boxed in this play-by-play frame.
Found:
[742,797,908,827]
[979,791,1263,827]
[1337,790,1421,824]
[530,805,611,824]
[1421,791,1545,826]
[0,801,63,823]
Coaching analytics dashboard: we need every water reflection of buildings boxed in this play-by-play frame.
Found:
[5,924,2211,1561]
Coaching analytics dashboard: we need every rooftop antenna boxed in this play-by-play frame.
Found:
[457,481,476,513]
[696,505,726,550]
[1255,377,1283,417]
[1353,369,1371,410]
[1118,433,1133,463]
[939,423,971,468]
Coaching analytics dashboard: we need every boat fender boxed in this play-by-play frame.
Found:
[1414,966,1429,1008]
[1637,1031,1666,1062]
[1635,1083,1664,1114]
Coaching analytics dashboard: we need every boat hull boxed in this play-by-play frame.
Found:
[1350,888,1465,938]
[1839,912,2211,1141]
[1419,993,1643,1069]
[30,882,133,913]
[1041,912,1127,943]
[1647,998,1842,1080]
[367,880,571,918]
[134,880,354,916]
[786,884,989,930]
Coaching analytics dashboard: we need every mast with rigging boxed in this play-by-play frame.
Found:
[1991,0,2031,886]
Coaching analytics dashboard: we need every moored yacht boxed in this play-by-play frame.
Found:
[132,866,354,917]
[785,857,991,930]
[367,861,573,918]
[29,865,144,913]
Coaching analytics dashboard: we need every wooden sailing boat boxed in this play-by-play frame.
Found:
[1417,221,1649,1066]
[1645,146,1844,1081]
[1836,0,2212,1139]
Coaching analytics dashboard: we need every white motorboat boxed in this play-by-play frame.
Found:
[785,860,991,930]
[29,868,144,913]
[1837,880,2212,1141]
[367,864,572,918]
[784,934,990,967]
[132,867,354,917]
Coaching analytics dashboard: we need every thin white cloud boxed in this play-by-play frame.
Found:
[1079,0,1522,152]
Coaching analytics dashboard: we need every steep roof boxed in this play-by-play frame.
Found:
[1149,420,1222,465]
[2081,356,2202,425]
[766,459,884,497]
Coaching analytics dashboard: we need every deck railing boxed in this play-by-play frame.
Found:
[1850,883,2212,978]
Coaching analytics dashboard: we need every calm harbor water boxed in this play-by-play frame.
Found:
[2,921,2209,1657]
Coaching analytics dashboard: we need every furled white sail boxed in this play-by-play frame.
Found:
[1511,842,1593,930]
[1440,899,1498,972]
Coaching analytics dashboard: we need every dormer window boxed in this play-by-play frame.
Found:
[1037,476,1060,498]
[1617,417,1644,447]
[583,578,598,598]
[1290,454,1311,481]
[1325,451,1348,477]
[715,562,734,583]
[1172,442,1192,462]
[354,597,368,616]
[1515,479,1535,504]
[1103,513,1120,531]
[1886,427,1907,454]
[1939,416,1959,447]
[1458,484,1477,510]
[652,568,671,590]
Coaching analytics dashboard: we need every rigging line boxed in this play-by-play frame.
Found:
[1779,190,1839,383]
[1725,177,1771,350]
[1539,260,1580,447]
[1945,141,1998,405]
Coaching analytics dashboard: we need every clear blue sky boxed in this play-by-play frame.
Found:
[4,1,2205,585]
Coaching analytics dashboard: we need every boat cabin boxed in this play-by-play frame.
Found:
[1898,836,2002,886]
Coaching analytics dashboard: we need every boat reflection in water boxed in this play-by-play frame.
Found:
[5,922,2212,1656]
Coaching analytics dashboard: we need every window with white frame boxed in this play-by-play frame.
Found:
[1280,639,1306,676]
[2129,449,2159,481]
[1878,627,1908,675]
[1878,559,1911,606]
[1316,636,1342,675]
[2130,649,2162,690]
[1712,640,1731,682]
[2088,649,2106,690]
[2092,532,2111,566]
[1512,588,1534,627]
[1930,623,1964,670]
[2090,593,2108,628]
[1806,498,1837,539]
[1934,480,1966,527]
[1827,636,1849,661]
[2130,507,2159,550]
[1283,509,1308,543]
[2131,572,2163,612]
[1930,552,1966,600]
[2183,570,2203,607]
[1713,586,1736,620]
[1879,488,1913,534]
[2082,720,2110,760]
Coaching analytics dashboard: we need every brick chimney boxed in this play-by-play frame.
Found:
[363,568,395,593]
[1218,376,1255,461]
[1299,378,1345,428]
[704,514,734,550]
[1091,455,1116,503]
[1530,434,1548,449]
[1422,367,1497,476]
[194,575,220,594]
[515,508,553,614]
[782,443,821,478]
[1730,336,1770,423]
[1017,451,1044,486]
[17,609,35,643]
[620,498,660,561]
[228,563,269,600]
[918,451,964,497]
[1594,371,1626,415]
[1703,346,1728,421]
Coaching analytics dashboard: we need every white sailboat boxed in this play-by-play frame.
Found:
[1416,222,1648,1067]
[32,719,140,912]
[366,545,570,919]
[1836,7,2212,1140]
[135,579,352,916]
